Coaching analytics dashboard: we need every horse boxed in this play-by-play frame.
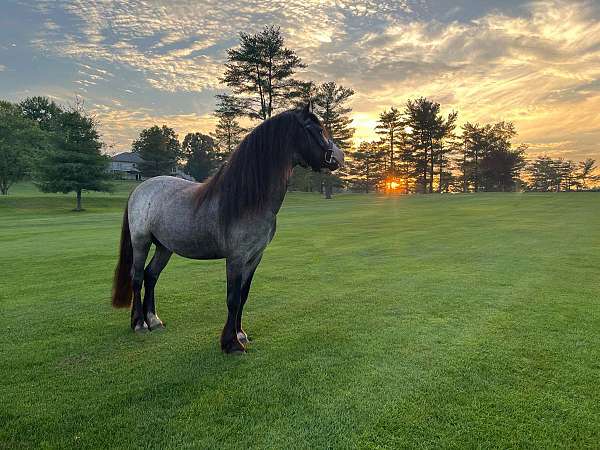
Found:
[111,104,344,353]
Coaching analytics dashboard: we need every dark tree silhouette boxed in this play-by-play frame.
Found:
[220,25,305,121]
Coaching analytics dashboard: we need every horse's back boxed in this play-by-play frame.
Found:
[128,176,195,232]
[127,176,223,258]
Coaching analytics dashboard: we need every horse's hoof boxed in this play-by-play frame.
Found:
[228,348,246,355]
[133,322,149,334]
[222,339,246,355]
[146,313,165,331]
[237,331,250,345]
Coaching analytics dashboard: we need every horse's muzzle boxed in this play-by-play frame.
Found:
[325,142,345,171]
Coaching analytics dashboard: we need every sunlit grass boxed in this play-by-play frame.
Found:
[1,184,599,448]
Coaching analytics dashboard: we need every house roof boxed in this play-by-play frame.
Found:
[111,152,144,163]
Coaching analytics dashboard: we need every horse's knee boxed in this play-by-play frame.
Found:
[144,269,158,289]
[132,277,143,293]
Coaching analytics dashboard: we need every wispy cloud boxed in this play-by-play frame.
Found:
[5,0,600,160]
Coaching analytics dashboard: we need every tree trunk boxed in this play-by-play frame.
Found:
[390,130,394,172]
[474,151,479,192]
[429,154,434,193]
[75,189,82,211]
[325,180,332,199]
[438,150,443,194]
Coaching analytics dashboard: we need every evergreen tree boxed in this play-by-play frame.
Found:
[132,125,181,178]
[220,25,305,121]
[312,81,355,199]
[212,96,246,157]
[404,98,442,193]
[577,158,598,190]
[346,141,386,193]
[32,103,110,210]
[434,111,458,193]
[527,156,562,192]
[375,107,403,174]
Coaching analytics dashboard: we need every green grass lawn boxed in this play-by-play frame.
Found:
[1,183,599,448]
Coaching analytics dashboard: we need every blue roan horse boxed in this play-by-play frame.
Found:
[112,104,344,353]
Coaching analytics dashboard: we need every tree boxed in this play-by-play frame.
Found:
[556,159,578,192]
[212,96,246,157]
[404,97,450,193]
[311,81,355,199]
[434,111,458,193]
[0,101,46,195]
[478,122,526,192]
[220,25,305,121]
[132,125,181,178]
[346,141,386,193]
[19,96,63,131]
[181,132,218,182]
[527,156,562,192]
[577,158,597,190]
[32,103,110,210]
[375,107,403,174]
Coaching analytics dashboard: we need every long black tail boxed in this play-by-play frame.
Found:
[112,205,133,308]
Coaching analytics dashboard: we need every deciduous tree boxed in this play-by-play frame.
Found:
[32,102,110,210]
[181,132,218,182]
[132,125,181,178]
[0,101,46,195]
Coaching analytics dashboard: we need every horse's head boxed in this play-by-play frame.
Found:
[292,103,345,172]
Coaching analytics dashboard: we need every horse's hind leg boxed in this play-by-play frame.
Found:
[131,238,151,333]
[143,243,172,331]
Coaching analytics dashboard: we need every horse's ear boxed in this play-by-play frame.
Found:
[303,101,313,115]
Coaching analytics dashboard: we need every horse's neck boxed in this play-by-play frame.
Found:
[269,175,289,216]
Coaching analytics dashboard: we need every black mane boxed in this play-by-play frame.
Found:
[195,110,301,229]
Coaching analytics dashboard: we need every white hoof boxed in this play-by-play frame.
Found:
[146,313,165,331]
[134,322,149,333]
[237,331,249,344]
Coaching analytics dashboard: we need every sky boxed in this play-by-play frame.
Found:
[1,0,599,161]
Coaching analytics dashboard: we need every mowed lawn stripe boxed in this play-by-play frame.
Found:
[1,185,599,448]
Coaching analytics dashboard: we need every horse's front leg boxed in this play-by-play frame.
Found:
[236,253,263,345]
[221,259,245,354]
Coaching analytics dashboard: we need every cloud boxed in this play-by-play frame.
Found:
[323,0,600,161]
[14,0,600,160]
[91,106,218,153]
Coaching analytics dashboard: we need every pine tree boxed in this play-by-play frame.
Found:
[346,141,386,193]
[212,96,246,157]
[375,107,403,174]
[312,81,355,199]
[220,25,305,121]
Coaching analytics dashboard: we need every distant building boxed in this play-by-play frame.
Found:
[109,152,143,180]
[109,152,194,181]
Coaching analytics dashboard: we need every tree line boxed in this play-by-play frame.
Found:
[1,25,598,208]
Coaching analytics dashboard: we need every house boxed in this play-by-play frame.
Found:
[109,152,195,181]
[109,152,143,180]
